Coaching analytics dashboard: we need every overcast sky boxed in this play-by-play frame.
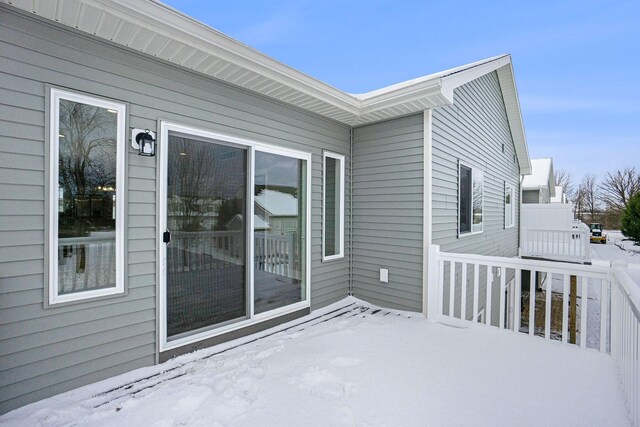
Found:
[164,0,639,183]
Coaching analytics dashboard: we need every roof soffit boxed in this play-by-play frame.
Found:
[1,0,533,172]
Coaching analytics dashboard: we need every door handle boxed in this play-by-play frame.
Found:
[163,229,171,244]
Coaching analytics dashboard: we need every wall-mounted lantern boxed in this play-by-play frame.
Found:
[131,128,156,157]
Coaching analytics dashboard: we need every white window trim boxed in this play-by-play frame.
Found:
[322,151,345,261]
[505,182,515,229]
[158,121,312,352]
[48,88,126,305]
[458,162,484,237]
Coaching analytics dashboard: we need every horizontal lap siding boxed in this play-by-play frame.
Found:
[431,73,520,324]
[432,72,520,257]
[352,114,424,312]
[0,7,349,413]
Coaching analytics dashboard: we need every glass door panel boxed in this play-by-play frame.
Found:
[254,151,307,314]
[166,132,247,339]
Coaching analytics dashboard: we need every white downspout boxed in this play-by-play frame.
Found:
[423,109,433,317]
[349,127,354,296]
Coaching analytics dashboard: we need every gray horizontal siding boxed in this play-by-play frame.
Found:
[522,189,540,204]
[431,71,521,257]
[431,72,521,322]
[352,114,424,312]
[0,6,349,414]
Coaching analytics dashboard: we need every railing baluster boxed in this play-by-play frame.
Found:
[438,260,445,316]
[580,276,588,348]
[514,268,521,333]
[545,271,552,340]
[529,270,536,336]
[499,268,506,329]
[562,274,569,344]
[461,262,467,320]
[600,279,608,352]
[449,261,455,317]
[486,265,492,326]
[473,263,479,323]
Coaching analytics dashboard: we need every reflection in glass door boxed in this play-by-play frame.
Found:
[253,151,307,314]
[166,132,247,339]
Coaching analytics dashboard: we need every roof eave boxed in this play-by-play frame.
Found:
[0,0,533,160]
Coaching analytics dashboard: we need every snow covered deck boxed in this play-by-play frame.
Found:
[0,298,630,426]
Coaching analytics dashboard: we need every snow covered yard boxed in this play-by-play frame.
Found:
[0,298,630,427]
[591,231,640,265]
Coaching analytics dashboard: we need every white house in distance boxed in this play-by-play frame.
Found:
[522,158,555,204]
[550,185,568,203]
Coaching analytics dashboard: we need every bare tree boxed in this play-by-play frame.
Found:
[168,138,219,231]
[581,174,600,222]
[573,184,585,221]
[600,168,640,212]
[554,169,574,200]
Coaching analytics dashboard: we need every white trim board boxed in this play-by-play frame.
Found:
[47,88,126,306]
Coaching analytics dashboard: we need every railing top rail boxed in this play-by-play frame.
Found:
[612,262,640,321]
[172,230,242,236]
[522,227,588,233]
[437,249,610,277]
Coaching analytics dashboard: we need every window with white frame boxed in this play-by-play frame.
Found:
[459,163,484,235]
[505,183,515,228]
[323,152,345,260]
[49,88,126,305]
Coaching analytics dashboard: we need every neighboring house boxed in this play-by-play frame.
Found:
[0,1,530,414]
[254,189,299,236]
[521,158,555,203]
[550,185,568,203]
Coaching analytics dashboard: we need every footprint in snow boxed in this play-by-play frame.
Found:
[292,368,355,400]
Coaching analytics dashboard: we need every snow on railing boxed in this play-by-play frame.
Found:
[610,262,640,426]
[427,245,639,426]
[521,226,590,263]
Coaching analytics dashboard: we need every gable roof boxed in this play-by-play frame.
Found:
[2,0,530,173]
[522,158,555,196]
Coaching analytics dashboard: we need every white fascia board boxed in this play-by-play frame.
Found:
[439,55,511,102]
[85,0,359,113]
[357,80,444,114]
[495,62,532,175]
[6,0,532,134]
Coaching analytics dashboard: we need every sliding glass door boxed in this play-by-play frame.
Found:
[160,123,310,350]
[253,151,307,314]
[165,131,248,340]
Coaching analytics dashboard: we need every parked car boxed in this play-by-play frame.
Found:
[589,223,607,244]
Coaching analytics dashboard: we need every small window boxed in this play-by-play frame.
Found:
[323,152,345,260]
[505,183,515,229]
[49,88,126,305]
[459,163,483,235]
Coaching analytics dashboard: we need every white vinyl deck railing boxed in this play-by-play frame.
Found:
[427,245,639,426]
[521,225,590,263]
[611,261,640,425]
[58,234,116,293]
[171,231,296,276]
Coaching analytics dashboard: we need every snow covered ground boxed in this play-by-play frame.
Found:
[590,230,640,265]
[0,298,630,427]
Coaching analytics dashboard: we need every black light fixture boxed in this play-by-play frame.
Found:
[132,128,156,157]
